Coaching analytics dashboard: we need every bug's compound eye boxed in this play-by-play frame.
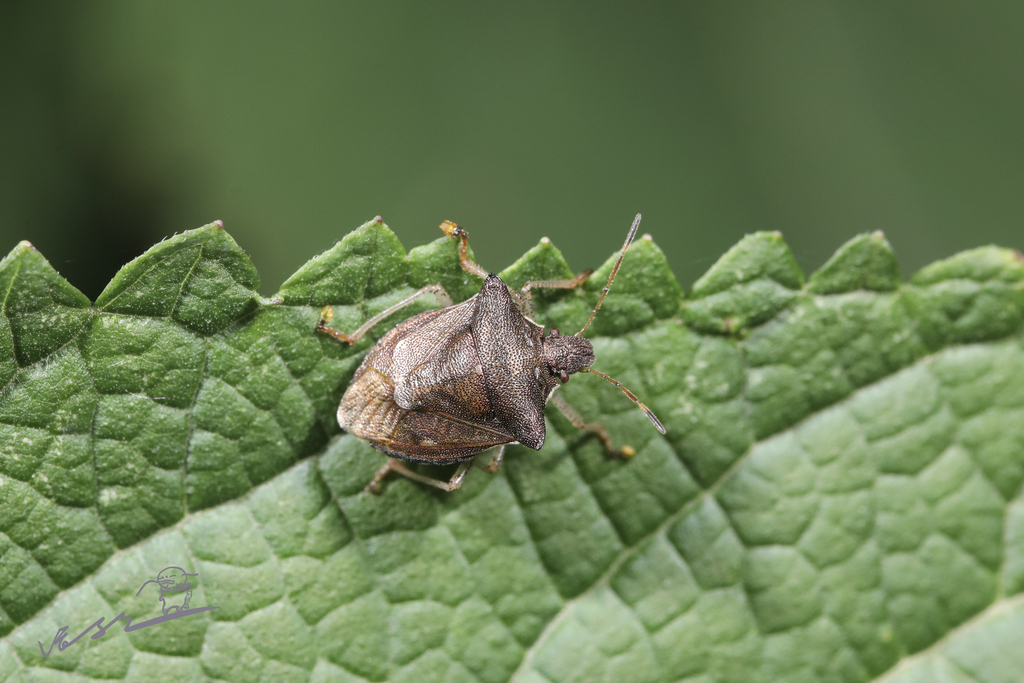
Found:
[559,370,569,384]
[549,328,559,337]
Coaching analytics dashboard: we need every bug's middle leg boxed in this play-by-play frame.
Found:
[473,443,508,473]
[317,284,453,345]
[365,458,474,493]
[549,392,637,458]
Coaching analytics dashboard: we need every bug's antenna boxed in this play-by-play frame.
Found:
[576,213,642,337]
[579,367,666,434]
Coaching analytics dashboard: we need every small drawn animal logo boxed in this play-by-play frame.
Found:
[135,567,197,615]
[39,564,217,657]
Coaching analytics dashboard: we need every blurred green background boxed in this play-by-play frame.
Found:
[2,1,1022,299]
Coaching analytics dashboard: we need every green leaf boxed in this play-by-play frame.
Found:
[1,218,1022,682]
[684,231,803,334]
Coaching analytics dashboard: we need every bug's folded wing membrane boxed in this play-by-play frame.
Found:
[337,368,405,440]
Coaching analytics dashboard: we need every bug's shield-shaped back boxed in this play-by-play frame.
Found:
[471,275,548,450]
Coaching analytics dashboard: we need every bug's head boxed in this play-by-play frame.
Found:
[542,329,594,383]
[544,214,667,436]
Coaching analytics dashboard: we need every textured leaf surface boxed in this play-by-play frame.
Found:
[0,221,1022,682]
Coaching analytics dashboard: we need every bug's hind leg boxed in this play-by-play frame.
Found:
[549,393,637,459]
[440,221,489,281]
[473,443,509,473]
[365,458,474,493]
[317,284,453,345]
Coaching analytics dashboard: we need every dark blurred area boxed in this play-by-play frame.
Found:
[1,1,1022,300]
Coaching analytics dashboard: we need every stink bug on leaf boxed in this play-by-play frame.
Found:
[317,214,666,493]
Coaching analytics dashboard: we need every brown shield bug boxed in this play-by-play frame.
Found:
[317,214,666,493]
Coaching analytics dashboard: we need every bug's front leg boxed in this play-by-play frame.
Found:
[548,392,637,458]
[317,284,453,345]
[439,220,489,281]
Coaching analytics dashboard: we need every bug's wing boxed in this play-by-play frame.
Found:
[396,410,512,463]
[393,324,493,421]
[471,276,547,450]
[340,367,512,465]
[365,297,493,423]
[370,297,479,380]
